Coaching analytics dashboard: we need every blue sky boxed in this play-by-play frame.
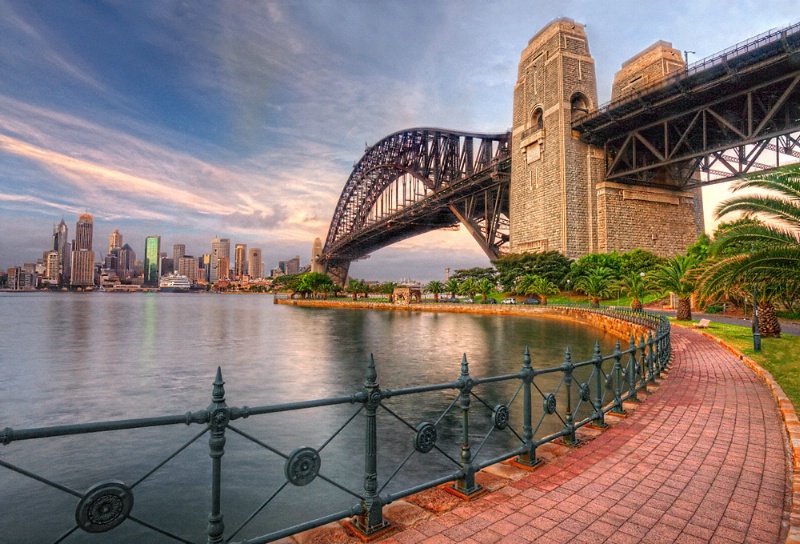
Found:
[0,1,796,281]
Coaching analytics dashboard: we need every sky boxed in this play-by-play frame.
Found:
[0,1,796,282]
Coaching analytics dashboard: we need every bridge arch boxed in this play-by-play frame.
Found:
[320,128,511,284]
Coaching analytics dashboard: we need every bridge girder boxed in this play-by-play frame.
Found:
[320,128,510,281]
[574,21,800,188]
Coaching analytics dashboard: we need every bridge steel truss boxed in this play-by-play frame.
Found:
[321,128,511,283]
[574,21,800,189]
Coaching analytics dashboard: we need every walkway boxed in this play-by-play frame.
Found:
[374,327,792,543]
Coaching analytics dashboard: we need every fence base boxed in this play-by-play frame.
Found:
[343,518,396,542]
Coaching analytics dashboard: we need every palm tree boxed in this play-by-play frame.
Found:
[516,274,559,305]
[618,272,650,312]
[574,267,615,307]
[445,278,461,299]
[345,278,361,301]
[476,278,497,302]
[425,280,445,303]
[379,282,397,302]
[651,255,700,321]
[459,278,480,300]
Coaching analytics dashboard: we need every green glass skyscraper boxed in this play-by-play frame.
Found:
[144,236,161,287]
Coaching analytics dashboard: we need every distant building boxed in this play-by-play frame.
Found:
[70,214,95,287]
[177,256,199,283]
[199,254,211,283]
[210,238,230,282]
[52,219,70,286]
[217,256,230,281]
[108,229,122,254]
[116,244,136,279]
[247,248,263,279]
[173,244,185,272]
[43,250,60,285]
[280,255,301,276]
[144,236,161,287]
[234,243,247,279]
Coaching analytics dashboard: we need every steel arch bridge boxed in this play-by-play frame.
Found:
[319,128,511,285]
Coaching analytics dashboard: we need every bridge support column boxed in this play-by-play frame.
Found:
[324,260,351,287]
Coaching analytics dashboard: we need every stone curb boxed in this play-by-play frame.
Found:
[677,324,800,543]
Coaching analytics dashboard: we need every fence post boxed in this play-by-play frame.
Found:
[453,354,481,496]
[592,341,608,428]
[562,348,577,445]
[638,334,648,392]
[626,336,639,403]
[610,340,627,416]
[354,355,389,536]
[207,367,229,544]
[516,347,540,467]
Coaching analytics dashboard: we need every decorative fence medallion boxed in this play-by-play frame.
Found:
[75,480,133,533]
[285,447,321,486]
[543,393,557,415]
[579,383,591,402]
[493,405,510,430]
[414,422,437,453]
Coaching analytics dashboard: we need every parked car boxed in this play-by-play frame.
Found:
[445,297,459,303]
[483,298,497,304]
[523,297,541,305]
[501,298,516,304]
[462,298,474,304]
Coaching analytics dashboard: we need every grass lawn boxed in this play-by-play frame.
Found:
[685,320,800,411]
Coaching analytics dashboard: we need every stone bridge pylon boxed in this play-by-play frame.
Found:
[510,18,704,259]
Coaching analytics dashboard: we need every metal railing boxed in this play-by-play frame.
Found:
[0,308,670,543]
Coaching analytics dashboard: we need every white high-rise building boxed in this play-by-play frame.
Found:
[210,237,230,282]
[247,248,263,278]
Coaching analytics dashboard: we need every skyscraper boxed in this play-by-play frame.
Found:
[234,243,247,279]
[70,214,95,287]
[144,236,161,286]
[108,229,123,254]
[173,244,185,273]
[116,244,136,279]
[210,237,230,282]
[52,219,70,286]
[247,248,263,279]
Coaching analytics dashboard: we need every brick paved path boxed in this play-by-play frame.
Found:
[381,327,791,544]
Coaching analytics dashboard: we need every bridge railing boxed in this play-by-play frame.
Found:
[578,20,800,124]
[0,308,670,544]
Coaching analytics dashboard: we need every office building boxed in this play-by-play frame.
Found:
[144,236,161,287]
[234,243,247,279]
[52,219,70,285]
[108,229,123,254]
[173,244,185,273]
[210,238,230,282]
[247,248,263,279]
[177,256,199,283]
[70,214,95,287]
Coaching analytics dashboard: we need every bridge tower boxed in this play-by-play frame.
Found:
[511,18,601,258]
[511,19,705,259]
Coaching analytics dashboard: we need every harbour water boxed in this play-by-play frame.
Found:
[0,292,618,543]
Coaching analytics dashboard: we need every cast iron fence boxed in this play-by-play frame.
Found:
[0,308,670,543]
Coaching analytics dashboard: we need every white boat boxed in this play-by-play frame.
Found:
[159,273,191,292]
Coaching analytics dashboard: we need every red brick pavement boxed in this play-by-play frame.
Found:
[377,327,792,544]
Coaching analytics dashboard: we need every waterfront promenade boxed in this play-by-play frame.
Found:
[280,322,795,544]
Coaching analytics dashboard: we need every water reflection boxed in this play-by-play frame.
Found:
[0,294,620,543]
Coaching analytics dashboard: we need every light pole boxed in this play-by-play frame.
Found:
[753,283,762,352]
[566,279,570,306]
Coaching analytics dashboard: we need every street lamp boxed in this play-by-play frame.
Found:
[566,279,570,306]
[753,282,762,352]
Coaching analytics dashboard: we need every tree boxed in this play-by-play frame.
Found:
[345,278,362,300]
[574,267,615,307]
[516,274,559,305]
[425,280,445,302]
[652,255,700,321]
[445,278,460,299]
[378,282,397,302]
[459,278,480,299]
[617,272,650,312]
[493,251,572,292]
[476,278,497,302]
[569,253,623,284]
[697,164,800,334]
[450,267,497,283]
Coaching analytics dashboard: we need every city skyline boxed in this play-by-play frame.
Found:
[0,2,797,282]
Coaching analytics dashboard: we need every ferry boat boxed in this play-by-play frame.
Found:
[159,273,192,293]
